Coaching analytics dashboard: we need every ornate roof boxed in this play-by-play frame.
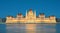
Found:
[39,13,44,15]
[49,15,55,17]
[29,9,32,11]
[7,15,13,17]
[18,13,22,16]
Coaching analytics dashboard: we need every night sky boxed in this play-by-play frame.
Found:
[0,0,60,18]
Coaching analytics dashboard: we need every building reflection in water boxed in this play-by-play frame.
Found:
[26,24,36,33]
[6,23,56,33]
[36,24,56,33]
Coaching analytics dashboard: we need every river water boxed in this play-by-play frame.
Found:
[0,23,60,33]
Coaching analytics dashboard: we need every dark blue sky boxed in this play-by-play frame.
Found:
[0,0,60,18]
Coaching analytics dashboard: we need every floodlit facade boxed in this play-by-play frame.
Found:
[6,9,56,23]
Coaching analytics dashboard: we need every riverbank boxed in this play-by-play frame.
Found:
[0,22,60,24]
[0,22,5,24]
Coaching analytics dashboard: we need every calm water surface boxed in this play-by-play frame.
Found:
[0,23,60,33]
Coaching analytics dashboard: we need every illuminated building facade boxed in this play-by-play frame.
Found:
[6,9,56,23]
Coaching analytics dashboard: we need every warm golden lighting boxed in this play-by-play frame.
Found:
[26,24,36,33]
[6,9,56,23]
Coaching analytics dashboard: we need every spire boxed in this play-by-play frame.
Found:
[26,10,27,18]
[34,10,36,18]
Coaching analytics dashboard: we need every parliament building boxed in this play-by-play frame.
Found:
[6,9,56,23]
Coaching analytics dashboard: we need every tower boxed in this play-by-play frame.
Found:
[49,15,56,23]
[27,9,34,19]
[17,13,23,20]
[39,13,45,19]
[34,10,36,19]
[39,13,45,22]
[26,10,27,19]
[6,16,13,23]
